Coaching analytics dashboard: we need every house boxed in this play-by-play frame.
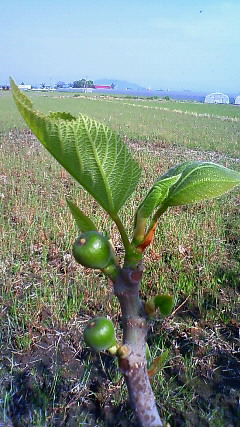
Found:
[17,84,32,91]
[81,88,93,93]
[94,85,112,89]
[234,95,240,105]
[204,92,229,104]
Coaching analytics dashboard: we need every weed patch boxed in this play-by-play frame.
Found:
[1,109,239,426]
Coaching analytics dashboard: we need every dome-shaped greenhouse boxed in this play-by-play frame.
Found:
[204,92,229,104]
[235,95,240,105]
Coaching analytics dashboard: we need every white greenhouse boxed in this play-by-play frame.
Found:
[204,92,229,104]
[235,95,240,105]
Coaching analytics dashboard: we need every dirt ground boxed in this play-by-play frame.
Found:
[1,303,239,427]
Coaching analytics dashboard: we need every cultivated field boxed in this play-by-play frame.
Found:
[0,91,239,426]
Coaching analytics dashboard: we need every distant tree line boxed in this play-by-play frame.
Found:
[55,79,95,89]
[72,79,95,88]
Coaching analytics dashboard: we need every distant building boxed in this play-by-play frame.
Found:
[56,87,93,93]
[204,92,229,104]
[55,81,69,89]
[72,88,93,93]
[80,88,93,93]
[234,95,240,105]
[32,86,56,91]
[94,85,112,89]
[17,84,32,91]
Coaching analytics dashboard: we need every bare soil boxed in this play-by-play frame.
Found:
[1,303,239,427]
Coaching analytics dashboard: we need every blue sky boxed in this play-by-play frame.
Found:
[1,0,240,92]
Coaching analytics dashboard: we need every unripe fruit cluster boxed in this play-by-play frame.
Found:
[73,231,111,269]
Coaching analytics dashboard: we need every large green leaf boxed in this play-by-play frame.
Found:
[10,78,141,215]
[66,199,97,232]
[137,174,181,218]
[159,161,240,206]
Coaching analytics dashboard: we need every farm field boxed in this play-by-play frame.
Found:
[0,91,240,426]
[1,91,240,157]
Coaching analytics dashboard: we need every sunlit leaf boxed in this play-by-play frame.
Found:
[137,174,180,218]
[154,294,174,316]
[66,199,97,232]
[160,161,240,207]
[11,78,141,215]
[49,111,76,121]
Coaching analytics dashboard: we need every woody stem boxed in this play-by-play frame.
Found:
[113,267,163,427]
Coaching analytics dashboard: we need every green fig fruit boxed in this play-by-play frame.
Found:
[73,231,111,269]
[83,317,116,352]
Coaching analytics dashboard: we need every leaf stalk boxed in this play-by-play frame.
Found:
[111,213,131,250]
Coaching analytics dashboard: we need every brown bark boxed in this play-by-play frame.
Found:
[113,267,163,427]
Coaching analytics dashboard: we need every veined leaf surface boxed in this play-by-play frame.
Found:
[160,161,240,206]
[10,78,141,215]
[137,175,181,218]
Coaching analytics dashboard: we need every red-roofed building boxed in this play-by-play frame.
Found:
[94,85,112,89]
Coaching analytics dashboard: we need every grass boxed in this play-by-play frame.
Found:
[1,90,240,156]
[121,95,240,119]
[0,91,240,426]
